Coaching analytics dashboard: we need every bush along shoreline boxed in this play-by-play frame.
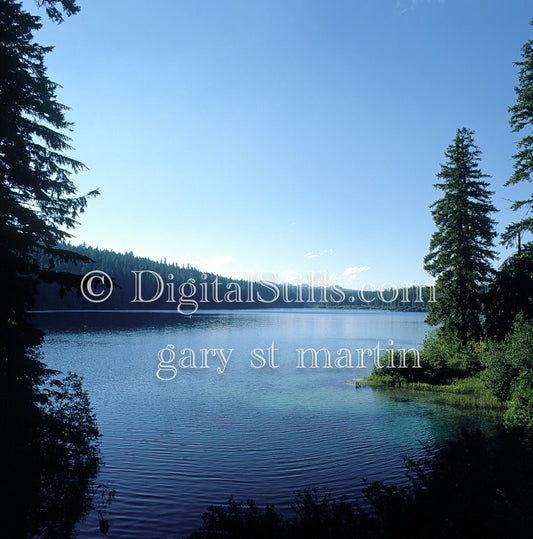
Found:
[187,428,533,539]
[365,316,533,424]
[186,318,533,538]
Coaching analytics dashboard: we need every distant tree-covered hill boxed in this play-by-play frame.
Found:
[32,244,432,313]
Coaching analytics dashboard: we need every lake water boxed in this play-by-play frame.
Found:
[35,309,495,538]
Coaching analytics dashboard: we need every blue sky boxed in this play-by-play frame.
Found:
[26,0,532,288]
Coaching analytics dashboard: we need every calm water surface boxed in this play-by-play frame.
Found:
[35,309,495,538]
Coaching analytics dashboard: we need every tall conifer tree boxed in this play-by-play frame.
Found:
[502,20,533,250]
[0,2,105,535]
[424,128,497,344]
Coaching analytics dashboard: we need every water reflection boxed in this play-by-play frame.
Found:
[34,309,497,537]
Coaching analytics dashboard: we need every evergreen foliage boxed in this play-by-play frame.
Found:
[0,2,105,535]
[503,19,533,249]
[32,242,435,312]
[424,128,497,344]
[484,244,533,340]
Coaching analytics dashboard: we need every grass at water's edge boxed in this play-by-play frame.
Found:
[363,376,506,413]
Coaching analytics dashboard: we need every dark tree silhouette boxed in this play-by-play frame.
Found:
[484,246,533,340]
[0,1,106,536]
[502,19,533,251]
[424,128,497,344]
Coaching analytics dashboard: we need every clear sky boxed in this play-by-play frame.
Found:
[25,0,533,288]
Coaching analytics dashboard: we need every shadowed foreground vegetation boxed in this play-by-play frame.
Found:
[188,429,533,539]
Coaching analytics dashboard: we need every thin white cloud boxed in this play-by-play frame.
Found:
[342,265,370,277]
[304,249,333,259]
[200,255,234,278]
[342,266,370,282]
[277,270,337,287]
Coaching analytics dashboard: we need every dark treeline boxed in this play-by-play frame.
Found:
[33,243,435,313]
[0,1,112,537]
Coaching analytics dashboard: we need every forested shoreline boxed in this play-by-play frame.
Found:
[2,0,533,537]
[33,243,435,313]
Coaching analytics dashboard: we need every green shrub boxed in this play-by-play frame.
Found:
[481,315,533,402]
[369,331,484,387]
[420,331,483,382]
[366,350,424,387]
[505,386,533,430]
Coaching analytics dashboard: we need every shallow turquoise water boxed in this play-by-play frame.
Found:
[35,309,495,537]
